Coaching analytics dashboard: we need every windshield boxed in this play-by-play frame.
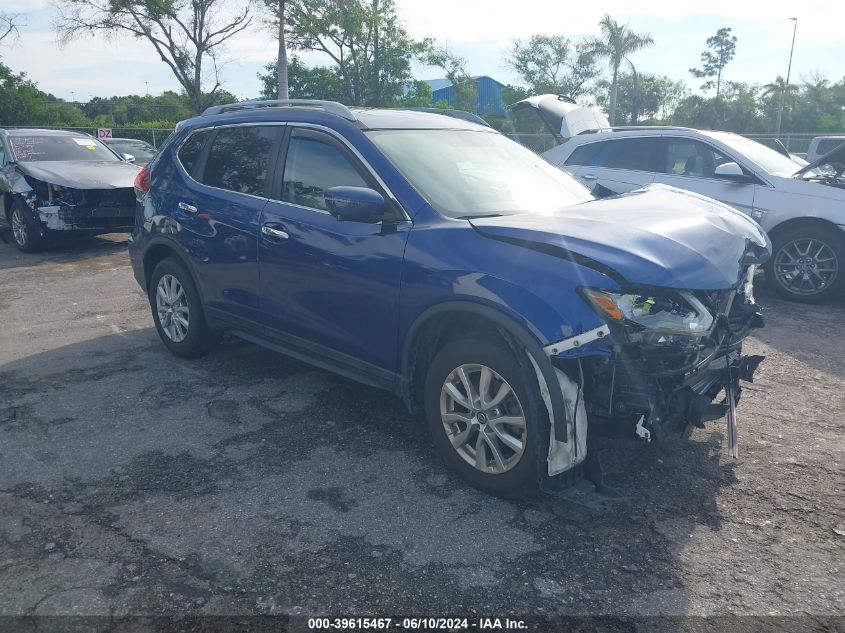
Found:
[703,132,798,177]
[9,135,120,163]
[367,129,593,218]
[105,140,155,161]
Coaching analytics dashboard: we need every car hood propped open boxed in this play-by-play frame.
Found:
[18,161,139,190]
[793,142,845,178]
[470,185,771,290]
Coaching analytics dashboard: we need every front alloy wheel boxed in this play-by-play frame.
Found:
[11,206,27,248]
[155,274,190,342]
[440,363,527,474]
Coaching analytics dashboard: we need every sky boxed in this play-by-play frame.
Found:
[0,0,843,103]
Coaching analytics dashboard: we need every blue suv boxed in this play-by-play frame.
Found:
[129,100,770,497]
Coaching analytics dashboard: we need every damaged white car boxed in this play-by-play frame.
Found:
[0,128,140,252]
[511,95,845,303]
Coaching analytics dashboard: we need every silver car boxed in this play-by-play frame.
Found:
[512,96,845,303]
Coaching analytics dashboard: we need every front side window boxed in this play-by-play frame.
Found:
[816,139,845,156]
[565,138,658,172]
[659,138,729,179]
[9,135,120,162]
[281,132,368,210]
[202,126,281,197]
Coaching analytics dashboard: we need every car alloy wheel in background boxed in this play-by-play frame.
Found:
[11,206,27,248]
[439,363,527,474]
[773,237,838,298]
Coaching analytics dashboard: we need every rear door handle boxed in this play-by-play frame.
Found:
[582,174,598,181]
[261,224,289,241]
[178,202,197,214]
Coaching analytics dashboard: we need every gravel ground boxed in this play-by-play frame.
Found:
[0,234,843,625]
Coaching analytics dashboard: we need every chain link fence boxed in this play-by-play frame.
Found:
[2,126,175,149]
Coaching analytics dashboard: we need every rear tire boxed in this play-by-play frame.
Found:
[149,258,221,358]
[424,338,542,498]
[764,225,845,303]
[9,199,44,253]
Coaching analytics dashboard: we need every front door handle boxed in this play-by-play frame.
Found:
[178,201,198,214]
[582,174,598,181]
[261,224,289,241]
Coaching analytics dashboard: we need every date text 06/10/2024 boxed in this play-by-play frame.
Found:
[307,617,528,630]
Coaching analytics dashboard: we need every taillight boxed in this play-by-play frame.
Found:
[134,166,150,197]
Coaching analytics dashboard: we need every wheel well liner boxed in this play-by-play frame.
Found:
[400,301,570,442]
[767,217,845,246]
[141,239,199,294]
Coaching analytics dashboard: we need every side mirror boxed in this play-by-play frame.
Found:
[714,161,748,181]
[121,153,136,163]
[324,186,385,222]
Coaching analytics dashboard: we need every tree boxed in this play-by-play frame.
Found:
[0,12,23,45]
[55,0,252,114]
[258,56,345,101]
[506,34,598,99]
[424,46,477,112]
[262,0,289,99]
[690,27,737,99]
[594,72,687,124]
[285,0,429,106]
[586,14,654,125]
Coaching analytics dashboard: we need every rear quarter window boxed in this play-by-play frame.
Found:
[177,129,211,177]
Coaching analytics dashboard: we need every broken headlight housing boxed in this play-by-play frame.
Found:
[582,288,715,340]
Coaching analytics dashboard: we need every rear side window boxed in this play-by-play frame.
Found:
[177,130,211,176]
[281,132,368,210]
[816,139,844,156]
[565,138,658,171]
[202,126,281,197]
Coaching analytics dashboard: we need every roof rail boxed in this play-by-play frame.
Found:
[202,99,357,121]
[608,125,696,132]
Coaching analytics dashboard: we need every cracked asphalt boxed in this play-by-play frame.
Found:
[0,233,843,622]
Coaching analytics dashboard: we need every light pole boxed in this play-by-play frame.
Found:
[774,17,798,138]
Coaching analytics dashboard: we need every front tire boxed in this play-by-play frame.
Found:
[424,338,542,498]
[9,199,44,253]
[765,225,845,303]
[149,258,221,358]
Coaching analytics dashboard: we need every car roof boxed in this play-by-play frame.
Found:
[0,128,93,137]
[192,100,491,132]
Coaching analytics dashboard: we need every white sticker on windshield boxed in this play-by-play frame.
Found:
[73,138,99,147]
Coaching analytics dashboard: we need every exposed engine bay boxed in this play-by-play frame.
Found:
[541,265,764,483]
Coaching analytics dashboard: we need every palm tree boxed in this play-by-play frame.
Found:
[587,15,654,125]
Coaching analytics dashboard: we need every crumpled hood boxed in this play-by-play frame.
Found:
[18,161,140,190]
[470,184,771,290]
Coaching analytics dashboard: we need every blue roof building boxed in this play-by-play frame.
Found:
[423,76,506,117]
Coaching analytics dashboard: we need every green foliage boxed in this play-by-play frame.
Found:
[690,27,737,98]
[285,0,430,106]
[593,72,687,124]
[585,15,654,125]
[507,35,598,98]
[258,56,345,101]
[424,47,477,112]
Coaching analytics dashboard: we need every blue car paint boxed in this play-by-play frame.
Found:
[129,106,764,392]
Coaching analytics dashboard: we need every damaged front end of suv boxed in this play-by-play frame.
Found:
[470,183,770,488]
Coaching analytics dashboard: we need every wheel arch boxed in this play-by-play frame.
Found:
[400,301,568,441]
[142,238,202,298]
[767,217,845,246]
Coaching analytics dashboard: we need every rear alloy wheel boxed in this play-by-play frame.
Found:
[767,226,845,303]
[424,338,540,497]
[149,258,221,357]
